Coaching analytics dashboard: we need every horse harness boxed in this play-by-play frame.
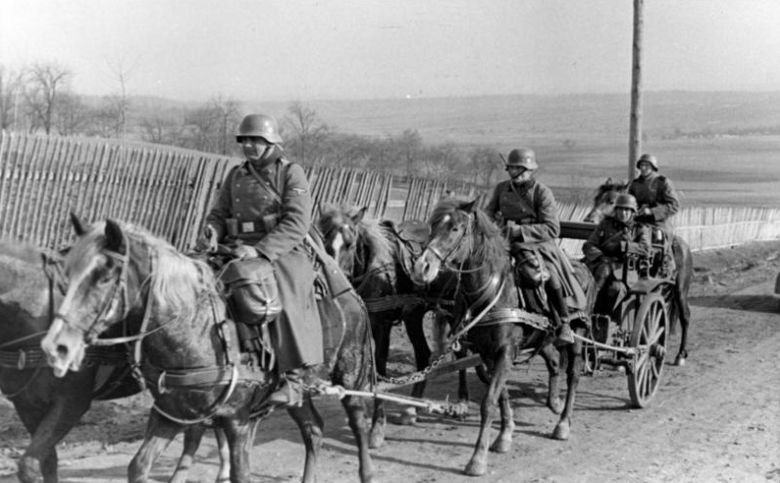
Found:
[0,252,127,398]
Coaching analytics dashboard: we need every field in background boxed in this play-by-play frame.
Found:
[250,91,780,208]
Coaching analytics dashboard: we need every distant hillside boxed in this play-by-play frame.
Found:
[290,91,780,148]
[125,91,780,207]
[130,90,780,147]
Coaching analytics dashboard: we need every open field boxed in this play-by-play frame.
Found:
[247,92,780,207]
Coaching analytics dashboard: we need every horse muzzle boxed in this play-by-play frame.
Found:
[41,317,86,377]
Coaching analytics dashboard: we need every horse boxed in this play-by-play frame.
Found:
[39,217,375,483]
[317,204,465,448]
[584,178,693,365]
[0,240,223,483]
[411,198,596,477]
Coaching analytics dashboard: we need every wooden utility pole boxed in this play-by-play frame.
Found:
[628,0,644,182]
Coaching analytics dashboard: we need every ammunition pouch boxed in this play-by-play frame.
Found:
[510,244,548,287]
[220,258,282,326]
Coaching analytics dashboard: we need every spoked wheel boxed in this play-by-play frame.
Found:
[627,292,668,408]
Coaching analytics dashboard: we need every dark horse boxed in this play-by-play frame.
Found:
[317,205,463,448]
[0,240,219,483]
[411,199,596,476]
[584,178,693,365]
[40,218,376,483]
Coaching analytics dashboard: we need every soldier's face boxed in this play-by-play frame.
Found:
[637,162,653,176]
[615,208,633,223]
[507,166,531,182]
[240,136,271,162]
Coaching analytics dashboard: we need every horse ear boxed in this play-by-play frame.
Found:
[104,219,126,254]
[458,199,478,213]
[351,206,368,223]
[70,212,87,237]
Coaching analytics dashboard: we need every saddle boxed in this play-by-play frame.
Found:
[194,244,349,373]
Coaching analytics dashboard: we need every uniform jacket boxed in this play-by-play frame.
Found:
[486,178,586,312]
[485,179,559,242]
[628,172,679,235]
[205,152,322,371]
[582,216,652,267]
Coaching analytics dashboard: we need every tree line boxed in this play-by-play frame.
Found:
[1,61,504,187]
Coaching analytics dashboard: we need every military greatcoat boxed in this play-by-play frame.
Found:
[628,171,680,238]
[582,216,652,270]
[485,178,587,312]
[206,150,322,371]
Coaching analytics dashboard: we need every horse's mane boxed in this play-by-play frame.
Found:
[72,221,222,321]
[320,205,394,268]
[429,199,508,272]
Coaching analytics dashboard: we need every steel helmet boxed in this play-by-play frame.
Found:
[506,148,538,171]
[636,153,658,171]
[235,114,283,144]
[614,193,638,212]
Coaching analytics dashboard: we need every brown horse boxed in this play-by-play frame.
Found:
[584,178,693,365]
[0,240,220,483]
[317,205,464,448]
[411,199,595,476]
[40,217,376,483]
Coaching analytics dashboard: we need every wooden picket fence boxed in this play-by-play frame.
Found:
[1,131,778,253]
[0,132,395,250]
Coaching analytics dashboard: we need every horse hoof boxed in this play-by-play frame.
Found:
[396,407,418,426]
[490,439,512,454]
[674,355,686,367]
[552,421,570,440]
[548,398,564,415]
[464,459,487,477]
[17,457,40,483]
[369,427,385,449]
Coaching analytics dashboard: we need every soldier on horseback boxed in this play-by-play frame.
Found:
[486,147,588,345]
[582,193,652,301]
[628,153,680,274]
[201,113,325,406]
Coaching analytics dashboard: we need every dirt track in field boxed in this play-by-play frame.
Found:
[1,241,779,483]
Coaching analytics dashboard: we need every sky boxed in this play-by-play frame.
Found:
[2,0,779,103]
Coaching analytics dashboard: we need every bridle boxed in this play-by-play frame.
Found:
[54,236,168,347]
[427,211,474,272]
[53,244,132,346]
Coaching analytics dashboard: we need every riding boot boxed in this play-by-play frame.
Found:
[545,281,573,345]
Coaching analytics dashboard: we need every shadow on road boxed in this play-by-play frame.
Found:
[690,294,778,313]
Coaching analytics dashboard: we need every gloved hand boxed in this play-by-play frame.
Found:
[232,244,259,259]
[505,220,523,240]
[195,224,219,253]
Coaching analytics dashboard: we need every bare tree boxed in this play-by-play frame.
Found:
[396,128,423,179]
[23,62,72,134]
[105,59,133,139]
[140,115,184,145]
[184,96,241,154]
[54,92,89,135]
[283,102,330,165]
[466,146,502,186]
[0,65,24,131]
[211,96,241,155]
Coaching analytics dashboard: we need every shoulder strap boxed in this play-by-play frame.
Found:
[245,158,291,205]
[508,181,537,216]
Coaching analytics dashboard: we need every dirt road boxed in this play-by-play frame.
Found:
[2,242,779,482]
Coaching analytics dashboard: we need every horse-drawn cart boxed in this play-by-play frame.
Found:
[561,221,672,408]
